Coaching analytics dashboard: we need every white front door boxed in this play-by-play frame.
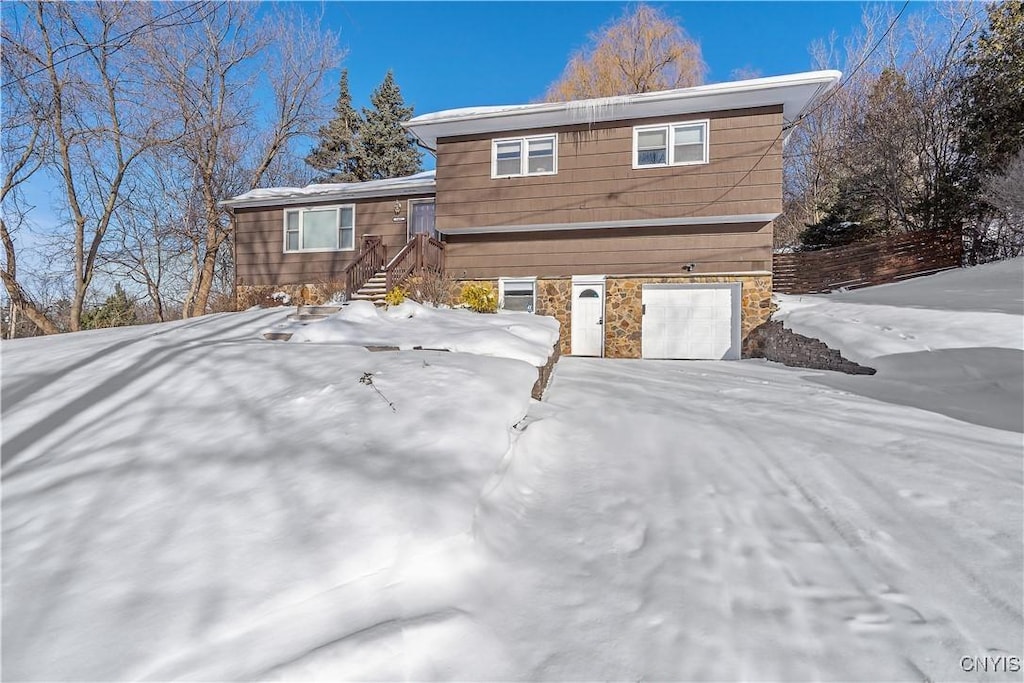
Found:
[571,282,604,356]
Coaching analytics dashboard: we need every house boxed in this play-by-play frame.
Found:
[222,70,841,360]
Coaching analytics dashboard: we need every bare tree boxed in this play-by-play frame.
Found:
[780,2,984,249]
[980,149,1024,259]
[544,4,706,101]
[777,9,889,248]
[1,7,59,334]
[139,3,339,318]
[5,1,196,331]
[101,155,196,322]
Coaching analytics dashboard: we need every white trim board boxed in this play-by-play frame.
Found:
[438,213,779,235]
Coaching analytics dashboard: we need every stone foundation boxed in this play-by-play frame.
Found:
[604,275,771,358]
[454,274,771,359]
[536,278,572,356]
[236,282,347,310]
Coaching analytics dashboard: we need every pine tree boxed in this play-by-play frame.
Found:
[305,70,365,183]
[955,2,1024,260]
[82,284,137,330]
[959,3,1024,180]
[359,70,422,180]
[800,180,886,251]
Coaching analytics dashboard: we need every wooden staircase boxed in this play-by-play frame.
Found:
[343,233,445,305]
[348,272,388,304]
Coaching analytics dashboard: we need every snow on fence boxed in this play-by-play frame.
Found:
[773,229,963,294]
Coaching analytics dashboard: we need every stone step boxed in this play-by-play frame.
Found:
[263,331,293,341]
[349,293,387,301]
[286,313,329,322]
[297,305,342,315]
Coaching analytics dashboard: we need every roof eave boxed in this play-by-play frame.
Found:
[219,181,437,210]
[405,70,842,148]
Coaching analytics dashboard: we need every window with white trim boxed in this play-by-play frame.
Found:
[633,120,709,168]
[499,277,537,313]
[492,135,557,178]
[283,205,355,252]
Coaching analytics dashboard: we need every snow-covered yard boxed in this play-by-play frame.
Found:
[2,263,1022,681]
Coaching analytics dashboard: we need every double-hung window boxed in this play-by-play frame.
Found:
[498,277,537,313]
[283,205,355,252]
[633,120,709,168]
[492,135,557,178]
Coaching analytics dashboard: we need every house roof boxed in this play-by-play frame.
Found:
[404,70,842,149]
[220,170,436,209]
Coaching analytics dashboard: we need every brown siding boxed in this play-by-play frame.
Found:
[444,222,773,279]
[435,106,783,231]
[234,194,434,286]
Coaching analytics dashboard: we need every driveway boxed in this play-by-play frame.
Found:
[468,357,1023,681]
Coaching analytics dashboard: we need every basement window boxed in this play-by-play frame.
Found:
[499,277,537,313]
[492,135,557,178]
[633,120,709,168]
[283,205,355,253]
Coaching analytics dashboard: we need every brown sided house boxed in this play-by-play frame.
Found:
[223,70,841,359]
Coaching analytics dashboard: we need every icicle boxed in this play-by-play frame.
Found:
[564,95,631,125]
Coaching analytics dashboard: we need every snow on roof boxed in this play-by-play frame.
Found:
[221,170,436,209]
[405,70,842,149]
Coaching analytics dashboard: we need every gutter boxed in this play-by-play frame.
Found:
[219,181,437,210]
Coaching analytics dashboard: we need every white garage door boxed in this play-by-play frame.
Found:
[641,284,741,360]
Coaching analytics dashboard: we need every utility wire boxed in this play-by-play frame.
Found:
[6,1,215,86]
[680,0,912,220]
[784,0,912,132]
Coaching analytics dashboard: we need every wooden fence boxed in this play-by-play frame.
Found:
[773,230,963,294]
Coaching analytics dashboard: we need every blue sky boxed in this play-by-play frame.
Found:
[311,2,871,116]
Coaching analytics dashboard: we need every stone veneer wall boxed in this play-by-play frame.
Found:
[454,274,771,359]
[745,320,876,374]
[236,282,347,309]
[603,275,772,358]
[536,279,572,356]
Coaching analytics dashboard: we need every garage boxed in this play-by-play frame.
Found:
[641,283,741,360]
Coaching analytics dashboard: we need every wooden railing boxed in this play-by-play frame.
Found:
[344,235,385,297]
[385,233,446,291]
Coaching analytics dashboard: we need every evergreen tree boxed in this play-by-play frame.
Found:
[800,181,887,251]
[82,284,138,330]
[959,2,1024,180]
[955,2,1024,260]
[359,70,422,180]
[305,70,365,182]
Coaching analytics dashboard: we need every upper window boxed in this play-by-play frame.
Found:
[633,120,709,168]
[283,205,355,253]
[499,277,537,313]
[492,135,557,178]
